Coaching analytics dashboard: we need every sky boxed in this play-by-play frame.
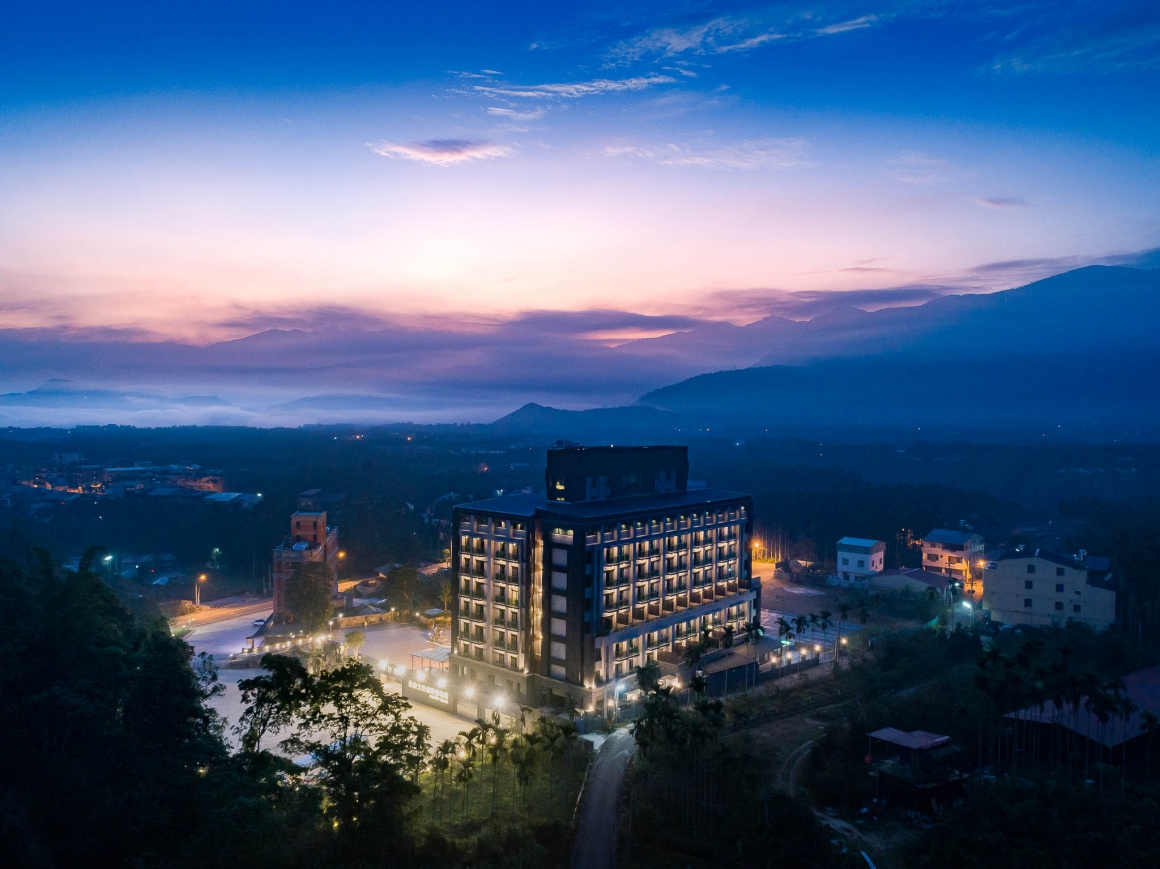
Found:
[0,1,1158,421]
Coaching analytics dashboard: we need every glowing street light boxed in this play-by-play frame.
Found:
[194,573,207,608]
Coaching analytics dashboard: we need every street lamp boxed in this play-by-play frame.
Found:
[195,573,207,608]
[962,600,974,628]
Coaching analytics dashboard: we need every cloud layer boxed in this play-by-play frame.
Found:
[369,139,515,165]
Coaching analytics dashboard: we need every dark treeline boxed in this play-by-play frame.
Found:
[0,551,581,868]
[798,623,1160,867]
[624,663,858,869]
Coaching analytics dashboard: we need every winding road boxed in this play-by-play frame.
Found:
[571,729,636,869]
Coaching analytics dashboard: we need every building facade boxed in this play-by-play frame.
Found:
[920,529,985,588]
[449,445,758,713]
[272,492,340,619]
[982,549,1116,630]
[832,537,886,588]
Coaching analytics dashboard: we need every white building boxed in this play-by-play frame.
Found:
[831,537,886,589]
[921,529,985,589]
[982,548,1116,630]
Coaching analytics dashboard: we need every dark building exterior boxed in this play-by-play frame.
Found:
[448,445,758,715]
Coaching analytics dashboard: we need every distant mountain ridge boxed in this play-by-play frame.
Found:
[1,264,1158,432]
[637,266,1160,436]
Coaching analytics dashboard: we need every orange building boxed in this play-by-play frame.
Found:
[272,495,339,618]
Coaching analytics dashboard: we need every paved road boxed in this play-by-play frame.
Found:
[172,597,273,630]
[572,728,636,869]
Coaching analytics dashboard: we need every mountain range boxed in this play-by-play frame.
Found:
[1,264,1157,436]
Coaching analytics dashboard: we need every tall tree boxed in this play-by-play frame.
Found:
[285,561,335,631]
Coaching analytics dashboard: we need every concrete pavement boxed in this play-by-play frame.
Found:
[572,728,636,869]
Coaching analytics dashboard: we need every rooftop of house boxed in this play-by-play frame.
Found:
[998,548,1114,589]
[923,529,984,545]
[837,536,884,550]
[868,727,952,751]
[875,567,951,592]
[1008,663,1160,748]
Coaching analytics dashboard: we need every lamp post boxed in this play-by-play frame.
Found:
[962,600,974,628]
[195,573,207,609]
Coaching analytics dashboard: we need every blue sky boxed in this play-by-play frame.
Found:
[0,1,1157,347]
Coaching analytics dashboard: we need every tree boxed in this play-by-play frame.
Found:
[236,654,312,753]
[344,629,366,658]
[389,565,420,615]
[439,578,452,612]
[279,660,431,846]
[837,604,849,660]
[508,733,538,809]
[1135,710,1160,778]
[743,618,764,689]
[285,561,335,631]
[485,713,509,817]
[0,549,305,868]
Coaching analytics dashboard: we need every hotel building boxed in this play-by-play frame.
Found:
[448,445,758,714]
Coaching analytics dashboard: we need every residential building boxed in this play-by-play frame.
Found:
[982,548,1115,630]
[272,491,340,619]
[831,537,885,588]
[446,445,758,715]
[920,529,985,588]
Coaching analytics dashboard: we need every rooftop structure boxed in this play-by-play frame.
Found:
[868,727,963,792]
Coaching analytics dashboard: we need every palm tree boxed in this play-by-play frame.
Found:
[1140,710,1159,778]
[1116,693,1138,788]
[722,623,735,649]
[816,610,833,662]
[742,618,763,689]
[508,733,537,809]
[485,716,509,816]
[432,738,456,823]
[776,617,794,671]
[453,740,476,821]
[836,604,849,662]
